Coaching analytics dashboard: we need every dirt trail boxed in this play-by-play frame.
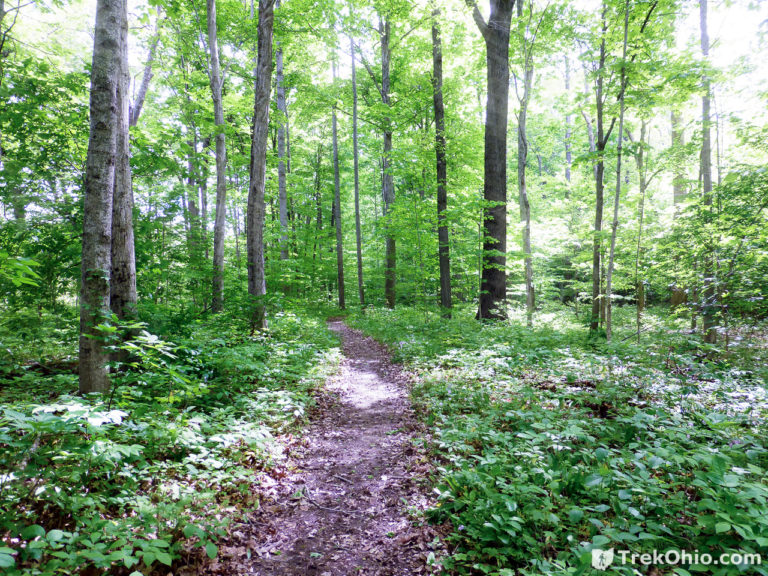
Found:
[203,320,439,575]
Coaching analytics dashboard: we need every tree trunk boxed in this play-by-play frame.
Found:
[275,3,289,262]
[604,0,629,342]
[129,11,159,127]
[516,0,534,328]
[80,0,123,394]
[331,60,345,309]
[633,121,648,343]
[471,0,515,320]
[380,17,396,309]
[589,6,609,335]
[350,34,364,306]
[208,0,228,313]
[432,9,452,318]
[700,0,717,344]
[670,109,686,309]
[564,56,572,185]
[247,0,275,330]
[110,0,136,323]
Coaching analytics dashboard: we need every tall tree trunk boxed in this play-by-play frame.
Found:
[633,121,648,342]
[380,17,396,309]
[700,0,717,343]
[110,0,136,323]
[80,0,123,394]
[331,60,345,309]
[432,9,452,318]
[604,0,629,342]
[129,11,159,127]
[516,0,534,328]
[470,0,515,319]
[200,164,209,263]
[564,56,573,185]
[589,5,609,335]
[275,2,289,262]
[670,109,687,309]
[208,0,228,313]
[247,0,275,330]
[350,33,364,306]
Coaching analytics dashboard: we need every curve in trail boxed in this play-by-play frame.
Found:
[204,320,437,576]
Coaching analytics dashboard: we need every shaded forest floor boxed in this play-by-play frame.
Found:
[197,320,442,575]
[1,304,767,575]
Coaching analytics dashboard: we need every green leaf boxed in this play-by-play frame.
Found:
[46,529,65,543]
[715,522,731,534]
[205,542,218,559]
[0,554,15,568]
[21,525,45,539]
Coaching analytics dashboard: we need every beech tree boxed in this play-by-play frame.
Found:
[79,0,125,393]
[208,0,228,313]
[247,0,275,330]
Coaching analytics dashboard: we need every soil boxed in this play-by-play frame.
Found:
[196,320,443,575]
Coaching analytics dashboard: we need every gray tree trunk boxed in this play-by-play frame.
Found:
[432,9,452,318]
[604,0,630,342]
[247,0,275,330]
[275,5,289,262]
[331,60,345,309]
[670,110,687,308]
[516,0,534,328]
[700,0,716,343]
[129,11,159,127]
[589,5,610,335]
[350,34,365,306]
[379,17,396,309]
[470,0,515,319]
[207,0,228,313]
[632,121,649,342]
[80,0,123,394]
[564,56,572,184]
[110,0,136,323]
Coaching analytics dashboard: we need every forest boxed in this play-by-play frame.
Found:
[1,0,767,573]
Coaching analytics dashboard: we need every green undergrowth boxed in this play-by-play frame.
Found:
[0,308,340,575]
[349,306,768,576]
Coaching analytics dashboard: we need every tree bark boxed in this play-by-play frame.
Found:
[589,4,610,335]
[110,0,136,323]
[516,0,534,328]
[129,11,159,127]
[331,60,345,309]
[350,34,365,306]
[80,0,123,394]
[564,56,572,185]
[470,0,515,320]
[432,9,452,318]
[208,0,228,313]
[247,0,274,330]
[700,0,717,343]
[380,17,396,309]
[632,121,648,343]
[275,3,289,262]
[670,109,687,308]
[604,0,629,342]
